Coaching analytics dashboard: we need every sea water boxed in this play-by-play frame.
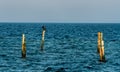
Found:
[0,23,120,72]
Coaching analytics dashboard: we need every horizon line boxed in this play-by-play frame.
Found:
[0,22,120,24]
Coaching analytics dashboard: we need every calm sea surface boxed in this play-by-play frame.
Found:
[0,23,120,72]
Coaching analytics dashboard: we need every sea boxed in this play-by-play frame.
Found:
[0,23,120,72]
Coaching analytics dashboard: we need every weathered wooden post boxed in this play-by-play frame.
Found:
[40,26,46,51]
[99,40,105,61]
[97,32,106,62]
[97,32,101,53]
[22,34,26,58]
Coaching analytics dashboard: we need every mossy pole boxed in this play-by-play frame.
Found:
[40,26,46,51]
[98,32,106,62]
[22,34,26,58]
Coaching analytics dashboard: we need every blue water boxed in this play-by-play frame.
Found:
[0,23,120,72]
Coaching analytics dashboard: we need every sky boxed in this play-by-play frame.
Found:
[0,0,120,23]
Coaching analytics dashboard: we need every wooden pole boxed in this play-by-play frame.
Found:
[98,32,106,62]
[22,34,26,58]
[40,26,46,50]
[97,32,101,53]
[100,40,105,62]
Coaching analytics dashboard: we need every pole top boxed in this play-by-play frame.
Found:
[42,26,46,31]
[22,34,25,38]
